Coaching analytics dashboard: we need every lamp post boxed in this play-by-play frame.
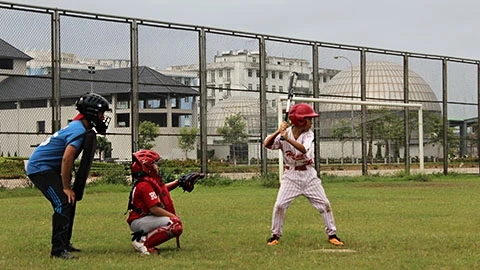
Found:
[334,56,355,163]
[88,66,95,93]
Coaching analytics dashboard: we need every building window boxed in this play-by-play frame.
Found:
[252,57,257,63]
[272,85,276,92]
[171,97,178,108]
[225,83,230,89]
[248,69,252,77]
[279,86,283,92]
[226,70,231,80]
[271,71,275,79]
[146,100,159,108]
[37,121,45,133]
[210,71,215,82]
[248,83,253,90]
[0,58,13,70]
[117,113,130,127]
[117,100,129,109]
[219,70,223,78]
[256,70,260,78]
[141,113,167,127]
[256,84,260,90]
[142,97,167,109]
[279,72,283,80]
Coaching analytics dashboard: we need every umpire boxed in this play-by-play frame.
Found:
[26,93,111,259]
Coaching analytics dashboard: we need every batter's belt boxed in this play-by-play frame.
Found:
[284,165,308,171]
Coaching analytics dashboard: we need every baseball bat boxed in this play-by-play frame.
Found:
[284,72,298,122]
[280,72,298,140]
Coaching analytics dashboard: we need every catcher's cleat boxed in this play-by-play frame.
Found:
[50,249,78,260]
[132,240,150,255]
[66,243,81,252]
[328,235,344,246]
[267,235,280,246]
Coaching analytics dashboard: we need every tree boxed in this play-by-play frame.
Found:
[364,109,404,163]
[139,121,160,149]
[427,113,459,159]
[331,120,352,163]
[178,127,199,159]
[96,136,112,161]
[363,109,448,162]
[217,113,248,165]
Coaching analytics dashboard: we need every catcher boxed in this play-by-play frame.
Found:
[126,149,204,255]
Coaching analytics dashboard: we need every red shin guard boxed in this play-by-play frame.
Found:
[144,221,183,248]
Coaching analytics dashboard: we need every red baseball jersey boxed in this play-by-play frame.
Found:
[127,177,176,225]
[127,181,161,224]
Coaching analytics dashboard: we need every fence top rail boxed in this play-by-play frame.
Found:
[280,96,423,109]
[2,1,480,64]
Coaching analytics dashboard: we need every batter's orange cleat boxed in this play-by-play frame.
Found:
[267,235,280,246]
[328,235,344,246]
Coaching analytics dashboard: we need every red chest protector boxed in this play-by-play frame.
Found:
[127,175,176,216]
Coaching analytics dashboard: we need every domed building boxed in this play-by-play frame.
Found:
[319,61,441,134]
[207,95,277,162]
[320,61,441,113]
[318,61,442,160]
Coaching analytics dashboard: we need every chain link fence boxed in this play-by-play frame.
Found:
[1,1,479,188]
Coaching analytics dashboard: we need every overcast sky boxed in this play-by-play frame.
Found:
[6,0,480,60]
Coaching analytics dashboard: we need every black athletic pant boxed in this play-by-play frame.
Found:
[28,170,75,256]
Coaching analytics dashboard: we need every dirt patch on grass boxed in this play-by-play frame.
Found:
[356,182,471,188]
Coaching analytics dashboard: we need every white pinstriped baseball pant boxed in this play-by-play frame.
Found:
[270,168,338,237]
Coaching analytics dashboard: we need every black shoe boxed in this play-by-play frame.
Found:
[66,243,82,252]
[51,249,78,260]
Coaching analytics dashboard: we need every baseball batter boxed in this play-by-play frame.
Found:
[264,103,344,246]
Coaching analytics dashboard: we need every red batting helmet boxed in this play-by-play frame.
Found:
[132,149,160,177]
[288,103,319,126]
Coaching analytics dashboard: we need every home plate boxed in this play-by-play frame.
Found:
[310,249,356,253]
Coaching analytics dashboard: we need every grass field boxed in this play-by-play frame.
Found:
[1,174,479,269]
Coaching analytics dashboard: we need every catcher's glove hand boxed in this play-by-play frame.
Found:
[178,172,204,192]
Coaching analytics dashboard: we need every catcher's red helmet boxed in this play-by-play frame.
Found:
[132,149,160,176]
[288,103,319,126]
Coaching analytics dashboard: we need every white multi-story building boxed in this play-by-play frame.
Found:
[24,49,131,75]
[168,50,339,110]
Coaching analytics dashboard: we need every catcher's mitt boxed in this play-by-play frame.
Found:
[178,172,204,192]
